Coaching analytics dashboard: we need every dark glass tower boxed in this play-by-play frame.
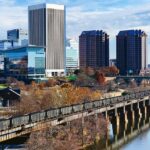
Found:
[116,30,147,75]
[79,30,109,69]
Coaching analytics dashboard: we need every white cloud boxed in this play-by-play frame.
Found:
[0,0,27,39]
[0,0,150,61]
[65,1,150,61]
[67,2,150,37]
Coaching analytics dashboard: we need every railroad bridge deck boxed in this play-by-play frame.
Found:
[0,90,150,142]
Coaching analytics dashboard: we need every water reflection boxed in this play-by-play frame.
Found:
[87,107,150,150]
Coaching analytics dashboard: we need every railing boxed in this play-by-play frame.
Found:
[0,89,150,132]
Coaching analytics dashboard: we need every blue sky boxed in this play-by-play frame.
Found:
[0,0,150,61]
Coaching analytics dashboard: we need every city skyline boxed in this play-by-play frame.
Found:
[0,0,150,61]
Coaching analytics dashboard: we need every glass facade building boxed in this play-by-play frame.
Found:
[0,40,12,50]
[117,30,147,75]
[79,30,109,69]
[0,46,45,80]
[66,39,79,74]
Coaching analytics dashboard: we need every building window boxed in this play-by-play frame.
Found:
[52,72,55,76]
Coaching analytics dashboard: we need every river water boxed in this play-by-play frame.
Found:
[88,111,150,150]
[121,128,150,150]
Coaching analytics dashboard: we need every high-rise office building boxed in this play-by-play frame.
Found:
[66,38,79,74]
[116,30,147,75]
[28,3,65,77]
[7,29,28,47]
[79,30,109,69]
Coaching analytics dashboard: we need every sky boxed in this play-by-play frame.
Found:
[0,0,150,61]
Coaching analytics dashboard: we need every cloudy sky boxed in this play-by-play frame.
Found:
[0,0,150,61]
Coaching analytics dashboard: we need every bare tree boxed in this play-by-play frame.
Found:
[26,115,108,150]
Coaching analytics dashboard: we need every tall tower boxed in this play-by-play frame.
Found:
[116,30,147,75]
[79,30,109,69]
[28,3,65,77]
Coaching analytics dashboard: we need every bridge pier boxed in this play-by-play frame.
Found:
[123,112,128,126]
[113,107,120,127]
[130,111,135,126]
[111,107,120,144]
[135,109,142,118]
[112,120,119,143]
[123,106,128,124]
[141,106,147,119]
[135,102,142,118]
[115,114,120,127]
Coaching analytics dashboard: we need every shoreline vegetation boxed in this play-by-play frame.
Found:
[10,66,119,116]
[26,115,108,150]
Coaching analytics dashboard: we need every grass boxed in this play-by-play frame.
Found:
[67,75,77,81]
[0,84,7,89]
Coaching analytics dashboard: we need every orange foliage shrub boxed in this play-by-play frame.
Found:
[96,71,106,85]
[60,85,101,105]
[98,66,119,76]
[84,67,95,76]
[45,79,57,87]
[109,66,119,75]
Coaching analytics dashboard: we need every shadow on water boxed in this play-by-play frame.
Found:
[0,134,29,149]
[87,107,150,150]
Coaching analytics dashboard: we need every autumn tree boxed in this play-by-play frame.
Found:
[128,79,137,88]
[75,73,97,87]
[31,81,38,89]
[6,77,18,85]
[26,129,52,150]
[84,67,95,76]
[38,82,46,90]
[15,80,26,90]
[109,66,119,75]
[95,71,106,85]
[97,66,119,76]
[45,78,57,87]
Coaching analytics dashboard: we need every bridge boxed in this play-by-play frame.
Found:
[0,89,150,143]
[116,76,150,85]
[102,111,150,150]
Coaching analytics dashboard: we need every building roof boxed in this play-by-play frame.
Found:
[28,3,64,10]
[0,40,13,43]
[0,45,45,52]
[118,30,147,36]
[80,30,108,36]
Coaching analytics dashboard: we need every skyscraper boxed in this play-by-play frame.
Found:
[66,38,79,74]
[28,3,65,77]
[79,30,109,69]
[116,30,147,75]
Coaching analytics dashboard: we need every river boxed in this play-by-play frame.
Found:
[121,128,150,150]
[88,110,150,150]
